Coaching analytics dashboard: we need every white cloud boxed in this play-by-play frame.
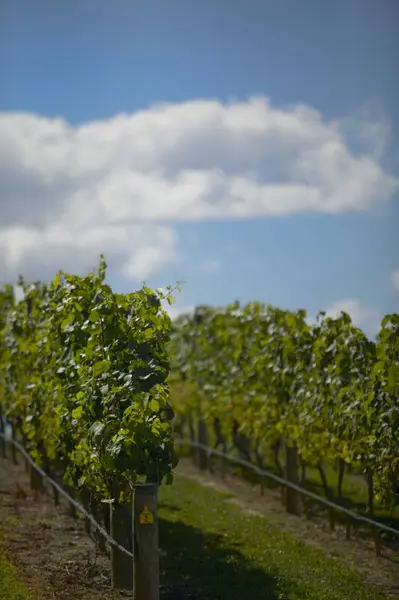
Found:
[336,103,392,161]
[0,96,397,283]
[0,222,178,284]
[391,269,399,292]
[322,298,382,335]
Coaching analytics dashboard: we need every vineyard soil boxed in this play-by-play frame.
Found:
[0,455,397,600]
[0,457,189,600]
[0,459,125,600]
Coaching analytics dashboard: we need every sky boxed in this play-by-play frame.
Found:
[0,0,398,336]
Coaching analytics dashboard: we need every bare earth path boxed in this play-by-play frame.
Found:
[0,458,126,600]
[0,455,398,599]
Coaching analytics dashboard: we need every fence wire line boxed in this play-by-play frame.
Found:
[176,438,399,538]
[1,430,398,543]
[0,432,134,559]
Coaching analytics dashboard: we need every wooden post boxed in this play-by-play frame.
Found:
[11,422,17,464]
[285,445,302,516]
[91,500,106,553]
[188,415,197,466]
[45,468,59,506]
[53,482,60,506]
[133,483,159,600]
[30,464,44,492]
[22,436,30,473]
[81,489,91,534]
[66,486,77,519]
[110,502,133,591]
[197,420,208,471]
[373,528,382,557]
[0,416,6,459]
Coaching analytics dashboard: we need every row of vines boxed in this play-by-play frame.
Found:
[169,303,399,514]
[1,257,398,519]
[0,256,178,510]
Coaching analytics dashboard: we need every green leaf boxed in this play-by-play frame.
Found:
[89,309,101,322]
[149,399,160,412]
[124,404,135,418]
[71,406,84,419]
[93,360,111,377]
[387,364,399,388]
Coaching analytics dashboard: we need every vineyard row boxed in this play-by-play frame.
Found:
[169,302,399,511]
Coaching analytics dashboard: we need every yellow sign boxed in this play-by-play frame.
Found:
[139,505,154,525]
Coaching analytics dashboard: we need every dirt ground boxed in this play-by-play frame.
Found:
[0,455,179,600]
[0,452,398,599]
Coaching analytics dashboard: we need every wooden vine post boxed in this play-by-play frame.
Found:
[197,419,209,471]
[10,422,18,464]
[285,445,302,516]
[81,488,91,534]
[0,415,6,459]
[29,463,44,493]
[66,486,77,519]
[133,483,159,600]
[110,501,133,591]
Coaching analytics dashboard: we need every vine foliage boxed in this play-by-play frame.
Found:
[0,256,178,504]
[169,303,399,508]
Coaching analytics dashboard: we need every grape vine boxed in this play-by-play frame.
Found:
[0,256,178,505]
[169,303,399,510]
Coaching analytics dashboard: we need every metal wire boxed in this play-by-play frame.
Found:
[1,431,398,546]
[176,438,399,538]
[0,433,134,559]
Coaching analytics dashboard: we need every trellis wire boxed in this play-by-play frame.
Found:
[176,438,399,538]
[0,432,134,559]
[1,432,397,545]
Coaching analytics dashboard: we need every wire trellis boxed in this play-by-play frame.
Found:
[0,432,134,559]
[175,438,399,538]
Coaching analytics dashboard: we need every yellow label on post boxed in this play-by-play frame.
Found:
[139,505,154,525]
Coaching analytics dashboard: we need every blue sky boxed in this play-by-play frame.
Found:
[0,0,398,335]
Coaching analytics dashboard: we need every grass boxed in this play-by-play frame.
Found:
[203,453,399,549]
[176,414,399,533]
[238,456,399,534]
[0,540,33,600]
[159,474,385,600]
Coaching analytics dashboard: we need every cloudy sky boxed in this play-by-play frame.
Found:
[1,0,398,335]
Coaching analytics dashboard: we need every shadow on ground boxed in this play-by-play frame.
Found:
[159,505,279,600]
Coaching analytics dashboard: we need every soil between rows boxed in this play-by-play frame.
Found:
[0,454,398,599]
[0,457,184,600]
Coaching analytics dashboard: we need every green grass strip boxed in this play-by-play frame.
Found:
[0,541,33,600]
[159,475,384,600]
